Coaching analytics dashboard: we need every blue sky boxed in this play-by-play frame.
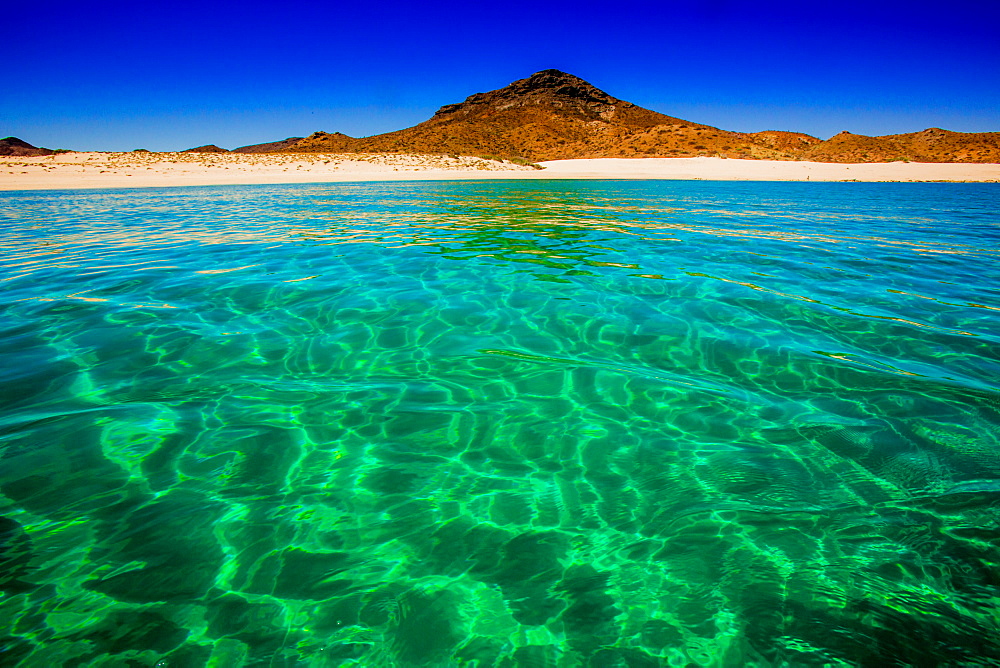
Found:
[5,0,999,151]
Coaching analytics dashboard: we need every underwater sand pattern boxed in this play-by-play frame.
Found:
[1,181,999,666]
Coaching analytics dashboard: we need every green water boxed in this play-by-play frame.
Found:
[1,180,999,666]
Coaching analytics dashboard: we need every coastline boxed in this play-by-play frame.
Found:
[1,152,998,191]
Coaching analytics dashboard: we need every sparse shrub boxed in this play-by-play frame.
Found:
[509,156,544,169]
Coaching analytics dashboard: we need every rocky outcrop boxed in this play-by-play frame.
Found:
[181,145,229,153]
[800,128,1000,163]
[212,70,1000,163]
[231,137,304,154]
[288,70,729,160]
[0,137,56,157]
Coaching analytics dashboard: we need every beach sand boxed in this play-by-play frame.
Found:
[1,152,997,191]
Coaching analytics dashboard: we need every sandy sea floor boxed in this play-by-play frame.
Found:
[1,152,998,190]
[2,180,999,666]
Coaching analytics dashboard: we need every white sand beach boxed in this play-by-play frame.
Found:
[542,158,1000,183]
[1,152,997,191]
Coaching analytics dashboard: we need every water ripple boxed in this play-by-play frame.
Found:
[0,181,998,666]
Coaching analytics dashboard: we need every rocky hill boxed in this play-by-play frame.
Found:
[13,72,994,163]
[232,137,304,153]
[797,128,1000,163]
[288,70,770,160]
[274,70,1000,163]
[0,137,56,157]
[181,144,229,153]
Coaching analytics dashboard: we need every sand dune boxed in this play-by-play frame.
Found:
[1,152,997,191]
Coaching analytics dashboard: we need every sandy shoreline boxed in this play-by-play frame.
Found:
[1,152,997,191]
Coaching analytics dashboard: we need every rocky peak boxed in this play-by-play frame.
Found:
[1,137,37,150]
[827,131,865,142]
[432,69,623,119]
[309,131,352,139]
[0,136,55,156]
[496,69,617,105]
[232,137,306,154]
[181,144,229,153]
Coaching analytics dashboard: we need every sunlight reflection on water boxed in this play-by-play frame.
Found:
[0,180,998,666]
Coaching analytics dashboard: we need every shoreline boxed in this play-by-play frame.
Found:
[1,153,998,191]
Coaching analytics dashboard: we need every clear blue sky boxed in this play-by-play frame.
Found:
[5,0,999,151]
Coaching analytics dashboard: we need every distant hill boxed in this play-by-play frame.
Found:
[181,145,229,153]
[268,70,999,163]
[232,137,304,154]
[11,72,997,163]
[797,128,1000,163]
[0,137,56,157]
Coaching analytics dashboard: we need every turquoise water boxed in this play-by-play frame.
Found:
[1,180,999,667]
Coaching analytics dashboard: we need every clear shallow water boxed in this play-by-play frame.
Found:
[0,179,999,667]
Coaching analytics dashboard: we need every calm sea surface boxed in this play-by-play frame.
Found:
[1,180,999,667]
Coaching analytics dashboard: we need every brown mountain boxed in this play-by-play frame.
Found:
[798,128,1000,163]
[288,69,765,160]
[181,144,229,153]
[269,69,999,163]
[0,137,56,157]
[232,137,304,153]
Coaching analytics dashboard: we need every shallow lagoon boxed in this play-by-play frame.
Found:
[1,180,999,666]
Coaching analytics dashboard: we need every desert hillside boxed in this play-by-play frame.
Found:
[0,137,55,157]
[12,72,998,163]
[250,70,999,163]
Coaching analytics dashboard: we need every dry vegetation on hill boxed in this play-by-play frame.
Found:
[180,145,229,153]
[10,72,998,164]
[0,137,56,157]
[798,128,1000,163]
[261,70,1000,164]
